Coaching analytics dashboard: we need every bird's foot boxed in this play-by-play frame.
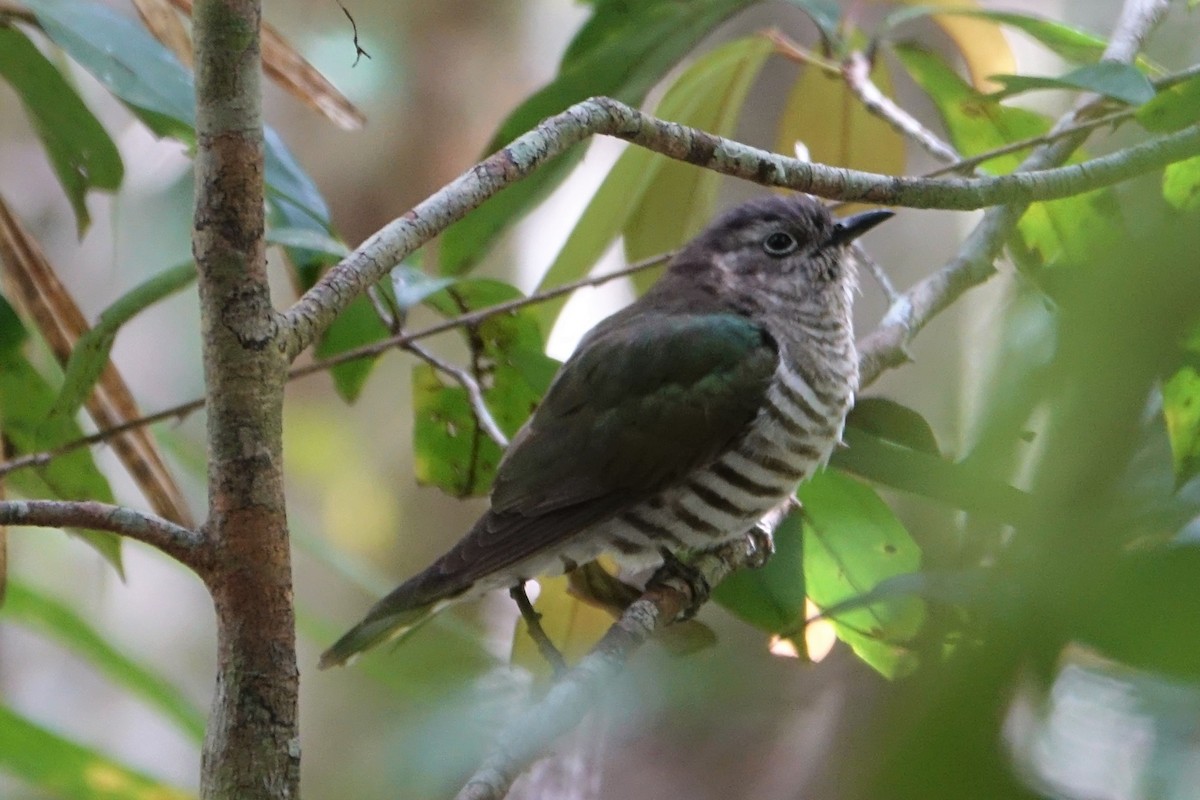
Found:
[509,582,568,676]
[650,548,711,620]
[745,524,776,569]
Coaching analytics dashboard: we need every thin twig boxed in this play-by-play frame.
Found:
[765,28,841,76]
[841,49,961,165]
[0,499,206,570]
[406,339,509,448]
[0,253,674,479]
[510,583,567,676]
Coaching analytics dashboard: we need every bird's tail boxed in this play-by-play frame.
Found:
[318,565,472,669]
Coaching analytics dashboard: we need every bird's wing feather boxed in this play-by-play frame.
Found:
[443,310,778,582]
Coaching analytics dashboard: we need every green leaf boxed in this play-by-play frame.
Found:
[0,27,123,235]
[0,297,121,571]
[315,295,388,403]
[1164,365,1200,486]
[3,582,205,742]
[989,62,1155,106]
[26,0,336,280]
[1137,74,1200,133]
[886,7,1119,66]
[0,702,193,800]
[25,0,195,140]
[783,0,841,43]
[390,265,456,314]
[265,227,350,259]
[437,0,753,275]
[831,428,1034,526]
[844,397,940,456]
[533,36,772,326]
[412,280,558,497]
[1161,155,1200,212]
[892,43,1118,268]
[46,263,195,425]
[624,36,774,288]
[800,470,924,678]
[713,510,807,634]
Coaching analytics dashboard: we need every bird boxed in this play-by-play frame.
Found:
[319,193,891,669]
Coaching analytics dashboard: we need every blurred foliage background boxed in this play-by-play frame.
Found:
[2,0,1200,798]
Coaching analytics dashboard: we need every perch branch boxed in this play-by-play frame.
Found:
[455,534,760,800]
[283,92,1200,359]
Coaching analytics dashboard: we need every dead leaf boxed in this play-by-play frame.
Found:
[169,0,366,130]
[131,0,192,66]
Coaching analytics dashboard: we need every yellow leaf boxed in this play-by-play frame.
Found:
[510,575,614,679]
[775,58,906,207]
[883,0,1016,91]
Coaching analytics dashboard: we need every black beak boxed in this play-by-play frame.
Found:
[830,208,893,247]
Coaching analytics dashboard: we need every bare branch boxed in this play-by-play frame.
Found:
[283,93,1200,359]
[0,499,205,569]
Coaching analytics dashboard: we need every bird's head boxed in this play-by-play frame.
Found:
[666,194,892,314]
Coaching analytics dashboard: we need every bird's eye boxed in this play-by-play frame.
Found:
[762,231,799,256]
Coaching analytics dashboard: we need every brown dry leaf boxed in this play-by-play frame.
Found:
[131,0,192,66]
[775,58,907,209]
[0,197,194,527]
[886,0,1015,92]
[169,0,365,130]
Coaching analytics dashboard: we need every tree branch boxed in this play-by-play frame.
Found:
[859,0,1169,389]
[455,534,760,800]
[0,499,205,569]
[283,94,1200,359]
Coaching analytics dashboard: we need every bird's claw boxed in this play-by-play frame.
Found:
[650,548,711,620]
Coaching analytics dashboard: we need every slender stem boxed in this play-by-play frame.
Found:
[406,340,509,448]
[0,499,204,570]
[841,49,961,165]
[510,583,567,676]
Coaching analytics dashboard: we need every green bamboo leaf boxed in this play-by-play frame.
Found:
[25,0,195,140]
[46,263,194,426]
[0,27,123,235]
[265,228,350,260]
[3,582,205,743]
[315,296,389,402]
[0,297,121,572]
[1164,363,1200,486]
[437,0,753,275]
[800,470,924,678]
[0,702,193,800]
[990,62,1155,105]
[25,0,336,280]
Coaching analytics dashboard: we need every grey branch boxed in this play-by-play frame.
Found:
[0,499,205,569]
[841,50,961,166]
[283,91,1200,359]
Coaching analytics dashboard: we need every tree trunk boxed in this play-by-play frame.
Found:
[191,1,299,797]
